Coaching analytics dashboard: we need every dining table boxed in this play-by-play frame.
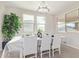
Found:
[1,34,54,58]
[1,36,23,58]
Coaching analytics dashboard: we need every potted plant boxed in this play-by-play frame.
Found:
[2,13,21,49]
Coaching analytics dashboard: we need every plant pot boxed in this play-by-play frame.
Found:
[2,41,8,50]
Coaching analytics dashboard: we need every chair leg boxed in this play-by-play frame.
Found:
[23,55,25,58]
[52,49,54,57]
[35,53,37,58]
[59,48,61,55]
[19,50,24,58]
[49,49,50,58]
[41,51,42,58]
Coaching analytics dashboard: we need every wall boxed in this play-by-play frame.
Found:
[1,3,78,52]
[4,4,79,50]
[55,11,79,49]
[63,32,79,49]
[4,6,54,35]
[0,5,6,50]
[0,5,55,50]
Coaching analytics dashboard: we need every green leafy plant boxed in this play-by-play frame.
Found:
[38,28,43,33]
[2,13,21,42]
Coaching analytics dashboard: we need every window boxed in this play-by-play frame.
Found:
[23,14,46,34]
[58,9,79,32]
[66,9,78,32]
[23,14,34,34]
[36,16,45,32]
[66,22,76,32]
[58,22,65,32]
[58,15,65,32]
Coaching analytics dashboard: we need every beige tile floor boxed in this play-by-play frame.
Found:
[52,44,79,58]
[1,44,79,58]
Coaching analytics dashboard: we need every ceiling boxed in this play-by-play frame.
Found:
[0,1,79,15]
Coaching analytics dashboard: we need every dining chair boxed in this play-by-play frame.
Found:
[23,35,37,58]
[52,34,62,57]
[40,34,51,58]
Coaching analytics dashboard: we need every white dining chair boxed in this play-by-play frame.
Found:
[23,35,37,58]
[52,34,62,57]
[40,34,51,58]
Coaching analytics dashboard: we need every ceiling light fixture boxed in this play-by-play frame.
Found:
[37,1,49,13]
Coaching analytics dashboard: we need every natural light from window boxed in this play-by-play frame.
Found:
[23,14,45,35]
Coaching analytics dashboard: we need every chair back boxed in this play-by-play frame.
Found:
[41,34,51,51]
[23,35,37,56]
[53,34,62,48]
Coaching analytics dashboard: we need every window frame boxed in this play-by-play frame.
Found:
[36,16,46,32]
[23,14,35,34]
[58,8,79,33]
[23,14,46,34]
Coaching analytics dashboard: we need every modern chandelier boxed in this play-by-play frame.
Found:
[37,1,49,13]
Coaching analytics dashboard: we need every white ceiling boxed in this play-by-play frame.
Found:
[0,1,79,15]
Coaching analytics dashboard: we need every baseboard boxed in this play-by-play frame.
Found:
[64,43,79,50]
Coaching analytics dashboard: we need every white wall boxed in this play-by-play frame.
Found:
[0,5,6,50]
[0,5,55,50]
[2,3,79,51]
[63,32,79,49]
[45,15,55,34]
[4,6,55,34]
[54,18,79,49]
[55,11,79,49]
[1,3,79,51]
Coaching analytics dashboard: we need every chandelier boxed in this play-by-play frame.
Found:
[37,1,49,13]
